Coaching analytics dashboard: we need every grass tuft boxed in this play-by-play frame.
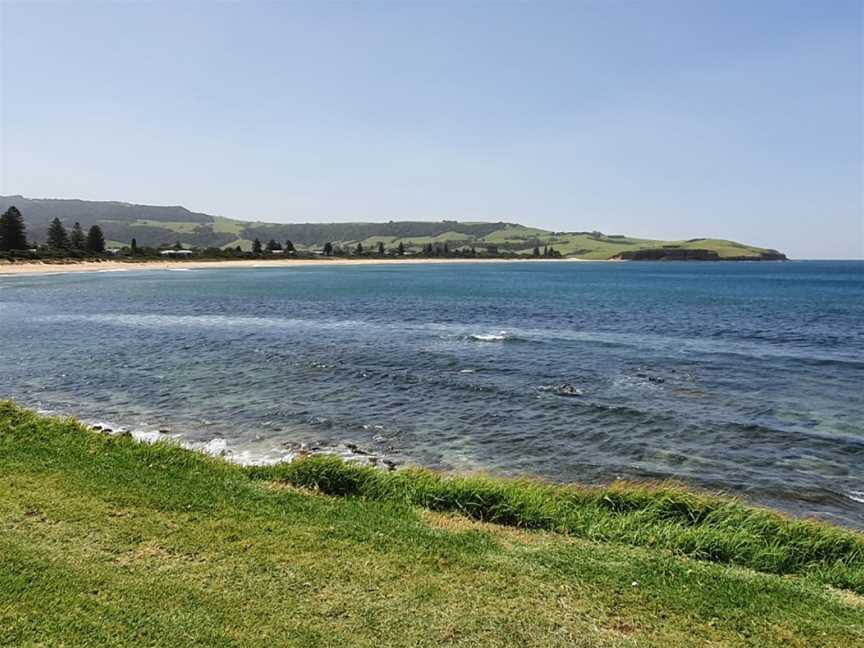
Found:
[251,454,864,593]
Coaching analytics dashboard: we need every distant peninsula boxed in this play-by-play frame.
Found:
[0,195,786,261]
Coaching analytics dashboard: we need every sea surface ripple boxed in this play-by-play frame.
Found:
[1,260,862,527]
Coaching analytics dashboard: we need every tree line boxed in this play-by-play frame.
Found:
[1,205,565,261]
[1,207,105,254]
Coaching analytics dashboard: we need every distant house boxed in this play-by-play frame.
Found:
[270,249,284,255]
[160,249,193,257]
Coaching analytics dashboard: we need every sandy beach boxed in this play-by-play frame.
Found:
[0,256,592,276]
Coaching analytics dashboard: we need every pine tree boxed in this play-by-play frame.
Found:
[0,206,27,251]
[266,239,281,251]
[284,240,295,253]
[533,246,540,257]
[47,218,69,249]
[377,241,385,256]
[443,242,449,255]
[323,242,333,256]
[397,242,405,256]
[131,238,138,254]
[355,242,363,255]
[252,238,263,254]
[69,222,86,250]
[86,225,105,253]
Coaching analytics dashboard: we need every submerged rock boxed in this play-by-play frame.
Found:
[556,383,584,397]
[345,443,369,456]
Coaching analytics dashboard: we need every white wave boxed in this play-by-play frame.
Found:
[847,491,864,504]
[130,429,164,444]
[471,331,510,342]
[201,438,228,456]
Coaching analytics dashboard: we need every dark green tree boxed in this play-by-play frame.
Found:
[543,245,549,256]
[443,242,449,255]
[86,225,106,253]
[69,222,86,250]
[323,242,333,256]
[533,245,540,257]
[355,242,363,255]
[397,242,405,256]
[0,206,27,251]
[266,239,282,252]
[252,238,263,254]
[131,238,138,254]
[47,218,69,249]
[377,241,385,256]
[284,240,295,253]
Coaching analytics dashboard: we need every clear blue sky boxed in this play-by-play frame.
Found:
[1,1,861,258]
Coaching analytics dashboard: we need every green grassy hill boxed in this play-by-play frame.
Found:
[1,404,861,646]
[1,195,785,259]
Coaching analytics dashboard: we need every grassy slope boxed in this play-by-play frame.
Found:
[3,403,861,647]
[100,217,777,259]
[4,195,779,258]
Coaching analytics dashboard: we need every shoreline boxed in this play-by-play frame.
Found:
[3,401,862,644]
[0,256,600,276]
[21,400,864,530]
[4,402,864,577]
[32,403,396,470]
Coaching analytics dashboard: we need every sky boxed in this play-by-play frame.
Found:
[0,1,861,259]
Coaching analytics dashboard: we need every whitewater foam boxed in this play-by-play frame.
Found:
[471,331,510,342]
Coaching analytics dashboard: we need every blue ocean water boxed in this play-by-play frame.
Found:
[1,260,862,526]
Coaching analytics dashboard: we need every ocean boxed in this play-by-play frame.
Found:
[1,260,862,527]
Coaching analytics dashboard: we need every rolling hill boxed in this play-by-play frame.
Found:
[0,195,786,260]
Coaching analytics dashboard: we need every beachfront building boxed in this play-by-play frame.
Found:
[159,249,193,258]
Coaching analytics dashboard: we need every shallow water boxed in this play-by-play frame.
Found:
[1,260,862,526]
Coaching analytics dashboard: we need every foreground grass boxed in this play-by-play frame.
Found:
[1,403,862,646]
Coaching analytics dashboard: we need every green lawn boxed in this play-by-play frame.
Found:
[1,403,861,647]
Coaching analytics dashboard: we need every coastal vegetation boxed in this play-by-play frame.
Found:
[0,195,785,261]
[0,205,566,263]
[1,403,861,646]
[1,208,106,259]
